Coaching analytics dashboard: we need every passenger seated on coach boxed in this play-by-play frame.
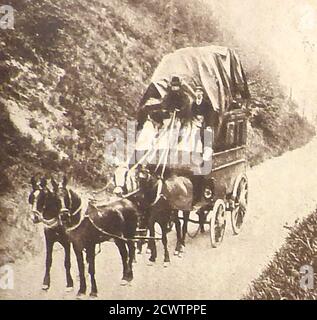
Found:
[160,76,191,123]
[134,76,191,162]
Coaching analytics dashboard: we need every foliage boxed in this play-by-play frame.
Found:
[245,211,317,300]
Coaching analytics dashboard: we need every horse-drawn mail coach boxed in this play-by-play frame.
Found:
[114,45,250,249]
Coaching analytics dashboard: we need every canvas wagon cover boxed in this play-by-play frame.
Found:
[140,45,250,114]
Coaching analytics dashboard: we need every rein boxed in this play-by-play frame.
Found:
[89,188,141,210]
[87,213,133,242]
[155,110,176,178]
[64,198,86,232]
[87,214,161,242]
[122,188,140,199]
[149,178,166,207]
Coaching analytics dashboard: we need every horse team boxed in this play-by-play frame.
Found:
[28,166,195,298]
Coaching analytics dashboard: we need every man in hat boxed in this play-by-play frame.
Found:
[187,85,215,202]
[161,76,191,122]
[191,85,213,128]
[178,85,213,153]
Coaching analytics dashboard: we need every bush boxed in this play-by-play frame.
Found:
[245,210,317,300]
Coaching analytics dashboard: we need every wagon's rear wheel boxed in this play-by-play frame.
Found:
[231,176,248,235]
[209,199,226,248]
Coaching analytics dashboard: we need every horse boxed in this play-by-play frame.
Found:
[28,177,74,292]
[137,166,193,265]
[51,176,139,298]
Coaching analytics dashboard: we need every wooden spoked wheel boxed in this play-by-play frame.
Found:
[231,176,248,235]
[209,199,226,248]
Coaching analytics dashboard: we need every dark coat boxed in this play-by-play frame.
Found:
[161,89,191,122]
[191,99,216,128]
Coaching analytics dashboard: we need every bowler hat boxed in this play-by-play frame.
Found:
[171,76,181,86]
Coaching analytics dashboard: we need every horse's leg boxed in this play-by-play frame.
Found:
[182,211,190,245]
[126,240,135,281]
[146,230,152,255]
[143,212,151,255]
[136,239,143,255]
[198,209,206,233]
[136,214,146,254]
[86,244,97,297]
[161,221,170,267]
[42,232,54,290]
[173,211,182,255]
[61,238,74,291]
[148,216,157,264]
[73,245,86,296]
[115,239,130,285]
[179,211,190,256]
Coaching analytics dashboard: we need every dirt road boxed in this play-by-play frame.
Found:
[1,138,317,300]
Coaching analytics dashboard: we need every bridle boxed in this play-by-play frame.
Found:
[30,187,60,229]
[55,186,85,232]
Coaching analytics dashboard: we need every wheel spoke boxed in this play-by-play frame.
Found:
[231,176,248,235]
[210,200,226,247]
[214,205,225,243]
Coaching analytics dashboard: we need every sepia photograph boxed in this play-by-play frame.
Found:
[0,0,317,305]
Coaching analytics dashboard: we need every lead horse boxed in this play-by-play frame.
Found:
[51,176,139,298]
[28,177,74,291]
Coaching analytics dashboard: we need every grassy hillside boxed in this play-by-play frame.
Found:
[245,210,317,300]
[0,0,315,264]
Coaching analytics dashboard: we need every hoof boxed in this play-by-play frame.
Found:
[89,292,98,299]
[65,286,74,293]
[163,262,170,268]
[174,250,179,256]
[147,260,154,266]
[76,292,86,300]
[120,279,129,286]
[178,251,184,258]
[42,284,49,291]
[146,248,151,255]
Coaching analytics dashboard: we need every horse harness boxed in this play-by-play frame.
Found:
[63,191,137,243]
[31,209,60,230]
[148,178,167,207]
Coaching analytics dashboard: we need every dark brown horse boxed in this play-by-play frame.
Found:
[28,177,74,291]
[51,176,139,298]
[137,167,193,265]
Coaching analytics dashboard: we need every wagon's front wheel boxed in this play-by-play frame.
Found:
[209,199,226,248]
[231,175,248,235]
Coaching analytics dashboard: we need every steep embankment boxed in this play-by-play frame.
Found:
[0,0,315,265]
